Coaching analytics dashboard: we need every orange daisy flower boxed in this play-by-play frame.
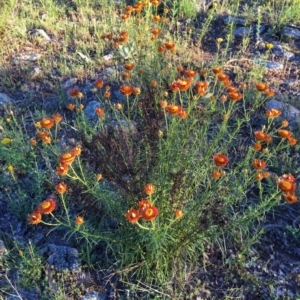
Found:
[119,84,134,96]
[56,163,69,176]
[38,198,56,214]
[28,211,42,225]
[52,114,63,123]
[40,118,55,130]
[212,67,222,74]
[175,209,184,219]
[140,205,158,221]
[254,131,271,142]
[213,154,229,167]
[94,80,104,89]
[278,178,296,193]
[55,182,67,194]
[59,152,75,165]
[278,129,293,139]
[256,83,268,92]
[265,109,281,118]
[213,169,221,179]
[69,88,83,98]
[284,193,298,204]
[75,216,84,225]
[253,159,266,170]
[125,208,140,223]
[144,183,155,195]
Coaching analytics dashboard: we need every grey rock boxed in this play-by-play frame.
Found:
[31,28,51,41]
[84,100,103,120]
[40,244,81,271]
[81,291,107,300]
[265,61,283,70]
[265,99,300,121]
[223,16,246,26]
[110,119,137,135]
[234,27,252,38]
[273,45,295,60]
[103,52,114,61]
[281,26,300,40]
[112,89,125,103]
[12,53,42,64]
[29,67,43,80]
[62,78,78,89]
[0,93,12,106]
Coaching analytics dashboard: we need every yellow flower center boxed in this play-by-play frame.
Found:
[282,181,291,189]
[145,208,153,217]
[42,202,51,209]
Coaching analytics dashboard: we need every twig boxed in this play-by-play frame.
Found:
[4,271,23,300]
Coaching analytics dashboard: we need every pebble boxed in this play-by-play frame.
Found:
[12,53,42,64]
[223,15,246,25]
[31,28,51,41]
[62,78,78,89]
[234,27,252,38]
[81,291,107,300]
[273,45,295,60]
[281,26,300,40]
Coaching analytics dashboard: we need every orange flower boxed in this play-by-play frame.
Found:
[212,67,222,74]
[115,103,123,110]
[195,81,209,89]
[96,174,103,181]
[217,73,229,82]
[227,86,238,93]
[69,88,83,98]
[179,110,188,119]
[253,142,262,151]
[253,159,266,170]
[213,169,221,179]
[196,87,207,96]
[140,205,158,221]
[55,182,67,194]
[175,209,184,219]
[278,129,293,139]
[59,152,75,165]
[220,95,227,102]
[281,120,289,127]
[104,91,111,98]
[28,211,42,225]
[169,78,192,92]
[144,183,155,195]
[40,118,55,129]
[152,15,161,22]
[164,42,175,51]
[95,107,105,118]
[240,83,247,90]
[265,109,281,118]
[71,146,82,157]
[159,100,168,108]
[30,138,37,146]
[254,131,271,142]
[282,173,295,182]
[158,45,166,52]
[52,114,63,123]
[265,89,275,97]
[94,80,104,89]
[120,84,134,96]
[213,154,229,167]
[150,0,160,5]
[256,83,268,92]
[185,70,198,78]
[151,28,161,35]
[36,131,51,143]
[67,103,75,110]
[278,178,296,193]
[75,216,84,225]
[288,137,297,145]
[38,198,56,214]
[56,163,69,176]
[255,172,264,181]
[133,87,141,95]
[125,208,140,223]
[121,13,130,20]
[228,92,243,101]
[166,104,182,115]
[262,172,270,179]
[284,193,298,204]
[124,63,135,71]
[138,199,151,214]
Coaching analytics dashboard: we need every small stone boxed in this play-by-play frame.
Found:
[0,93,12,106]
[31,29,51,41]
[12,53,42,64]
[234,27,252,38]
[223,16,246,25]
[273,45,295,60]
[281,26,300,40]
[103,52,114,61]
[265,61,283,70]
[81,291,107,300]
[62,78,78,89]
[29,67,43,80]
[84,101,103,121]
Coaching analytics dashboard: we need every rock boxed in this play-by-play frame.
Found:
[103,52,114,61]
[281,26,300,40]
[223,16,246,25]
[111,89,125,103]
[265,61,283,70]
[12,53,42,64]
[78,51,92,63]
[273,45,295,60]
[29,67,43,80]
[84,101,103,121]
[81,291,107,300]
[0,93,12,106]
[234,27,252,38]
[110,119,138,135]
[62,78,78,89]
[40,244,81,271]
[265,99,300,121]
[31,29,51,41]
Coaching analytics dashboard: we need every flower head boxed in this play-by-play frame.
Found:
[278,177,296,193]
[175,209,184,219]
[95,107,105,118]
[278,129,293,139]
[254,131,271,142]
[213,169,221,179]
[120,84,134,96]
[125,208,140,223]
[55,182,67,194]
[265,108,281,118]
[40,118,55,129]
[284,193,298,204]
[138,199,151,214]
[75,216,84,225]
[56,163,69,176]
[38,198,56,214]
[140,205,158,221]
[253,159,266,170]
[52,114,63,123]
[213,154,229,167]
[69,88,83,98]
[28,211,42,225]
[144,183,155,195]
[59,152,76,165]
[94,80,104,89]
[256,83,268,92]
